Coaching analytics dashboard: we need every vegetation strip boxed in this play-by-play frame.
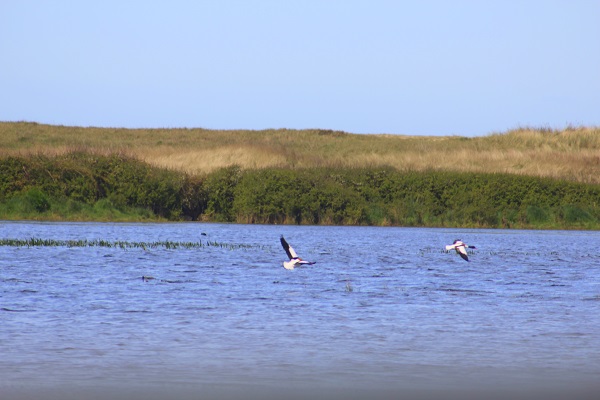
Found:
[2,152,599,229]
[0,238,262,250]
[2,122,600,229]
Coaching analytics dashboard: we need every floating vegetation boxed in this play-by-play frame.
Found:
[0,237,265,251]
[345,281,354,292]
[141,275,189,284]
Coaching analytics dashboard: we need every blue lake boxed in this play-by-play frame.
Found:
[1,221,599,399]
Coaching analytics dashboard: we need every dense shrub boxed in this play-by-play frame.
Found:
[90,154,183,218]
[180,174,208,221]
[1,154,599,228]
[0,157,27,199]
[203,165,241,222]
[232,169,305,224]
[0,153,182,219]
[24,188,51,213]
[232,169,367,224]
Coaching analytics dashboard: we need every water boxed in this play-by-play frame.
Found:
[1,221,599,398]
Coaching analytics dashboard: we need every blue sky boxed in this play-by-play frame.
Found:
[1,0,599,136]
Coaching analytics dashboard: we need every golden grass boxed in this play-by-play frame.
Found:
[1,122,599,183]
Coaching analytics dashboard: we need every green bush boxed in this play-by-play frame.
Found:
[180,175,208,221]
[90,154,183,218]
[0,157,27,200]
[231,169,367,224]
[526,205,549,224]
[24,188,51,213]
[560,205,595,225]
[204,165,241,222]
[1,154,599,228]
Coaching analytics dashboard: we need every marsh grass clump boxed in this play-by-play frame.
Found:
[0,237,264,251]
[345,281,354,292]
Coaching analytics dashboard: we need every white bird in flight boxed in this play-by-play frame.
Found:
[280,236,315,270]
[445,239,476,262]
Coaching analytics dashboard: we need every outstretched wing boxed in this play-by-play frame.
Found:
[456,245,469,261]
[280,236,298,260]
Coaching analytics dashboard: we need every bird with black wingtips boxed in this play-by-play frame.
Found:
[445,239,476,262]
[280,235,315,270]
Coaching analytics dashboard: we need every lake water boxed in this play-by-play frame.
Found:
[1,221,599,399]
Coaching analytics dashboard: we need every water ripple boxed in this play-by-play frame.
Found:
[1,222,600,395]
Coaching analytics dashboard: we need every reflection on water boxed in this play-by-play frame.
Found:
[1,221,600,398]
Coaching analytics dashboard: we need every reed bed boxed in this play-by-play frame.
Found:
[2,122,599,183]
[0,237,264,250]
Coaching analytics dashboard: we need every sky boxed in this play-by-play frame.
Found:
[1,0,599,136]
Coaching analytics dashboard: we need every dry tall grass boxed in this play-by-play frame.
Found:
[1,122,599,184]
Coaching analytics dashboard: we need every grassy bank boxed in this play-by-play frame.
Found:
[1,121,600,184]
[1,153,599,229]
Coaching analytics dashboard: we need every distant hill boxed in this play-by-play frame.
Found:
[1,121,599,184]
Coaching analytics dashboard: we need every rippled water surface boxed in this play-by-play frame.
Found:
[1,221,599,398]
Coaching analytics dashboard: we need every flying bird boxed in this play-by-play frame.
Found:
[445,239,476,262]
[280,236,315,270]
